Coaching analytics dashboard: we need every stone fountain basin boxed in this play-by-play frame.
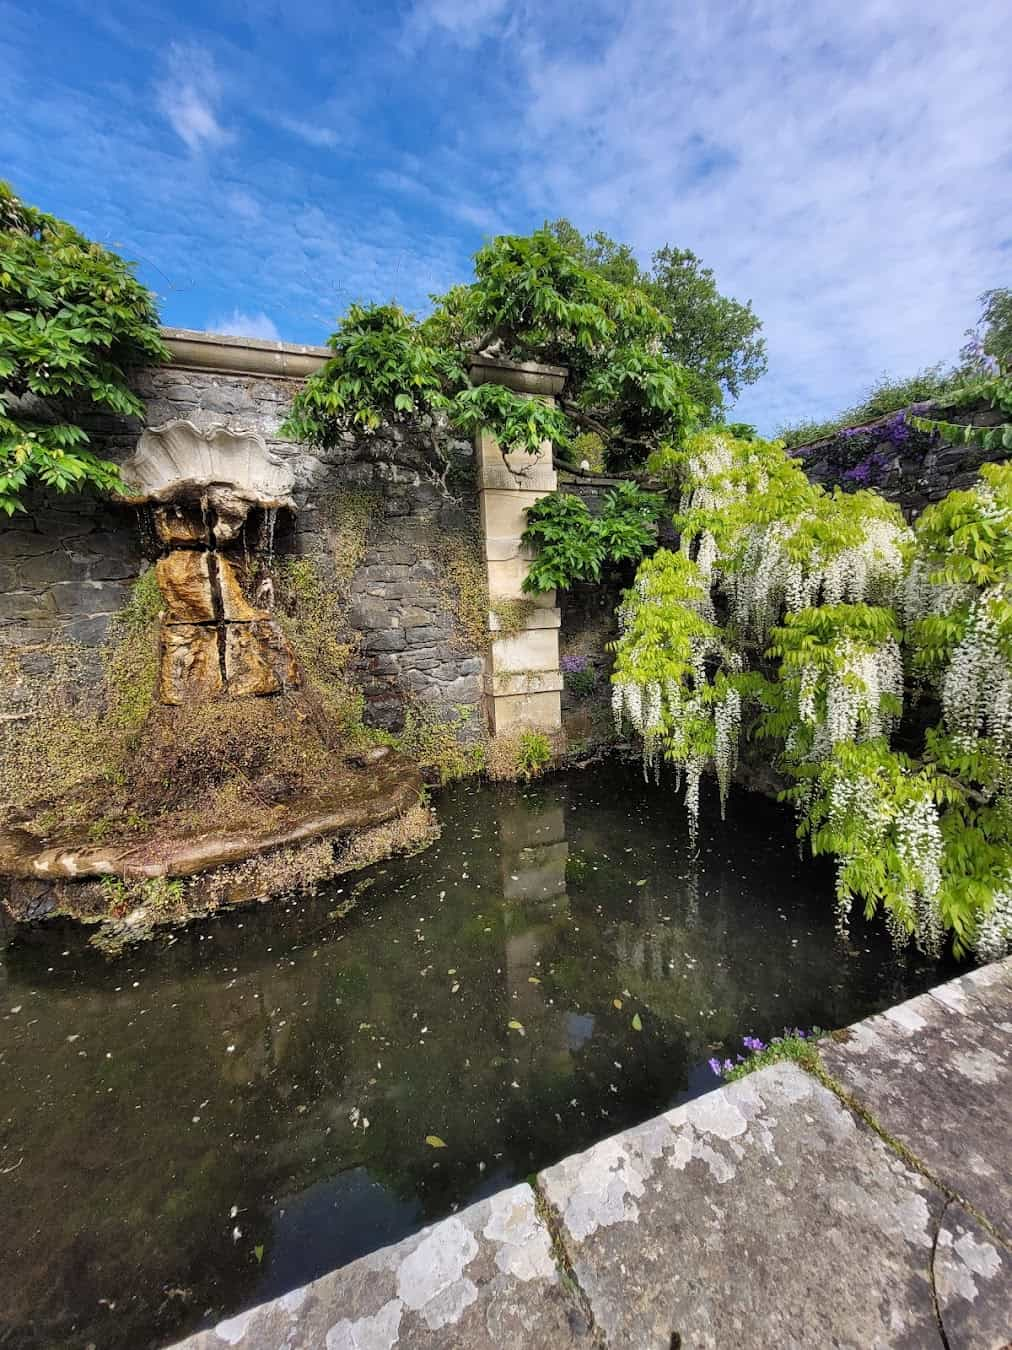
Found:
[0,756,421,882]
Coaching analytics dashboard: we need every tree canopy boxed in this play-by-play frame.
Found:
[0,183,168,516]
[545,219,768,421]
[284,227,756,476]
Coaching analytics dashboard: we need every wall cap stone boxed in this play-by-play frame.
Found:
[160,327,330,379]
[468,355,567,397]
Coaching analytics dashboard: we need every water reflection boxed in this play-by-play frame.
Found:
[0,764,952,1349]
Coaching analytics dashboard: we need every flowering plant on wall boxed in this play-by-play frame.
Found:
[609,428,1012,960]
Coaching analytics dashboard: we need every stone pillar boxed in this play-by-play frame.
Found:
[470,356,567,737]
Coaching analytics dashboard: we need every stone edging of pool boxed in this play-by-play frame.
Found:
[171,956,1012,1349]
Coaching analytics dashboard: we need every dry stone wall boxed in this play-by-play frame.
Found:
[793,396,1009,516]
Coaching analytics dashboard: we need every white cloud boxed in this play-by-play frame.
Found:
[502,0,1012,432]
[403,0,511,49]
[207,310,281,341]
[277,116,340,149]
[157,42,230,153]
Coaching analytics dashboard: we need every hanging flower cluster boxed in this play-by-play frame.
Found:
[610,549,741,842]
[974,881,1012,962]
[940,594,1012,764]
[612,432,1010,960]
[672,430,912,645]
[765,605,904,762]
[798,743,945,955]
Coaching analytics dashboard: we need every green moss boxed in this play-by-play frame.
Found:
[432,524,489,654]
[320,488,380,593]
[489,594,536,640]
[393,704,487,784]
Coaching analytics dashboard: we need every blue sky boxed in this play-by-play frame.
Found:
[3,0,1010,434]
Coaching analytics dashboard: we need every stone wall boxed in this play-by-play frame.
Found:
[0,348,485,737]
[793,397,1009,516]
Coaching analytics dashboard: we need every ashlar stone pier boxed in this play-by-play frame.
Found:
[172,956,1011,1349]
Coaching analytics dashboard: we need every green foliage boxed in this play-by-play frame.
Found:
[393,706,487,785]
[450,381,572,457]
[286,227,712,476]
[966,287,1012,372]
[0,181,168,515]
[721,1031,822,1083]
[777,366,966,448]
[515,730,553,781]
[521,482,662,593]
[615,426,1012,958]
[546,220,768,420]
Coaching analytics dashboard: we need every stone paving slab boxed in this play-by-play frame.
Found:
[171,1184,591,1349]
[821,960,1012,1247]
[540,1061,962,1350]
[935,1202,1012,1350]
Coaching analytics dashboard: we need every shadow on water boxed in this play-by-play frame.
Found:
[0,763,957,1348]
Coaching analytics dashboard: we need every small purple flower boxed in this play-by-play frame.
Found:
[722,1058,735,1074]
[707,1057,722,1076]
[742,1036,767,1053]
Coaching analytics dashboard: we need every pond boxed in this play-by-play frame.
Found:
[0,763,956,1349]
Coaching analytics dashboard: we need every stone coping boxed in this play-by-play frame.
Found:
[468,355,568,397]
[170,956,1011,1349]
[158,330,571,393]
[160,327,330,378]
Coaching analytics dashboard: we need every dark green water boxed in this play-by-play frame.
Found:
[0,764,955,1349]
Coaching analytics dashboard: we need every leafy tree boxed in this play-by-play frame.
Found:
[964,287,1012,373]
[284,228,703,474]
[545,220,768,422]
[0,182,168,516]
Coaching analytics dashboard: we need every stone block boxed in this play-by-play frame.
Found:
[159,624,223,704]
[540,1061,953,1349]
[350,601,397,631]
[396,626,446,646]
[157,552,216,624]
[14,548,77,585]
[820,962,1012,1245]
[490,690,561,734]
[169,1184,585,1350]
[365,629,407,653]
[479,488,551,547]
[63,614,114,647]
[51,580,132,616]
[216,555,265,623]
[0,590,57,622]
[485,671,564,697]
[489,626,559,675]
[486,556,555,605]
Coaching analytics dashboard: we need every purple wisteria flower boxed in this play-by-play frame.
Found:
[560,654,589,674]
[843,450,890,487]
